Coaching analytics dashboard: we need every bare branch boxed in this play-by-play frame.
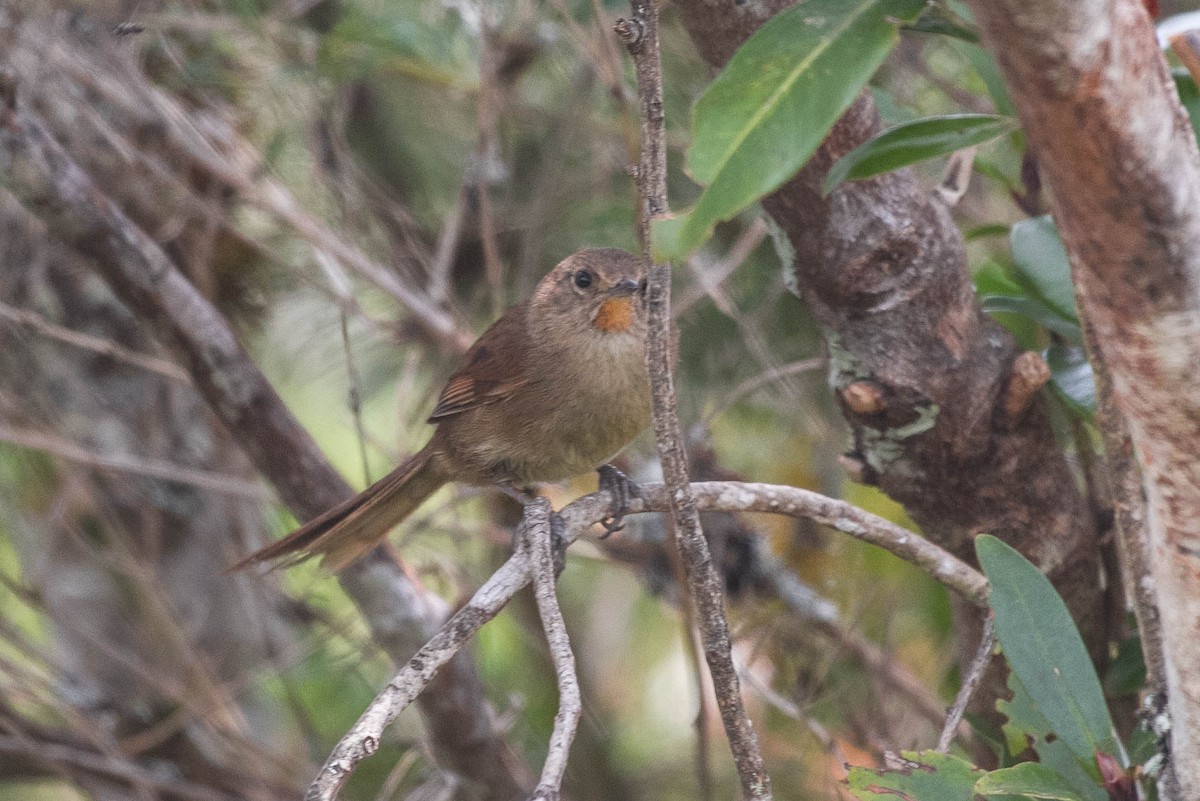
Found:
[0,423,270,500]
[305,478,985,798]
[522,500,582,801]
[619,1,774,797]
[936,612,994,753]
[0,298,190,383]
[306,546,535,801]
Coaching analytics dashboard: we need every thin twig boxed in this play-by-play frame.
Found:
[0,299,190,383]
[687,621,717,801]
[737,661,840,755]
[619,2,774,798]
[0,733,240,801]
[0,92,522,796]
[305,547,534,801]
[304,479,989,798]
[428,183,469,304]
[473,19,508,320]
[523,499,582,800]
[673,218,770,316]
[47,43,470,350]
[936,611,994,753]
[0,423,271,500]
[699,358,823,428]
[314,249,374,486]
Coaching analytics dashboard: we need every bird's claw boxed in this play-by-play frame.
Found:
[597,464,639,539]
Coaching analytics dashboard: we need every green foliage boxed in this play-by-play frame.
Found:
[652,0,925,259]
[822,114,1015,194]
[998,674,1109,801]
[975,762,1087,800]
[903,4,979,43]
[1173,68,1200,145]
[978,535,1118,766]
[1045,342,1096,418]
[843,537,1147,801]
[975,215,1097,416]
[846,751,983,800]
[1010,217,1077,324]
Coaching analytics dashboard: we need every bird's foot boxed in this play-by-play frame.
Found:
[597,464,640,538]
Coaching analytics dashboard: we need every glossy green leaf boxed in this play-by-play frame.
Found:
[1010,216,1078,324]
[998,674,1108,801]
[653,0,924,259]
[847,750,983,800]
[823,114,1016,194]
[978,536,1118,766]
[1045,343,1095,418]
[976,762,1085,800]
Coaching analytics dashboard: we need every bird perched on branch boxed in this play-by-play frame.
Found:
[232,248,651,572]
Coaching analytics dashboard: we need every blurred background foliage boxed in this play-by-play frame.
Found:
[1,0,1197,799]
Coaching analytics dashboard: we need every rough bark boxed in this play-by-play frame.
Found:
[671,0,1108,708]
[964,0,1200,793]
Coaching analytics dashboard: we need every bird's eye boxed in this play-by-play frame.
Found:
[573,269,593,289]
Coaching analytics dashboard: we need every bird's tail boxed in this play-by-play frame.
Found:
[229,444,446,573]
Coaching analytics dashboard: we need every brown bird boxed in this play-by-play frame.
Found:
[233,248,651,572]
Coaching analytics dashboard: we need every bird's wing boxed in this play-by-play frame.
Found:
[428,303,530,421]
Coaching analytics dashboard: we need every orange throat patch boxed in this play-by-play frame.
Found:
[593,297,635,333]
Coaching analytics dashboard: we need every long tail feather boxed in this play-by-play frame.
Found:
[228,444,446,573]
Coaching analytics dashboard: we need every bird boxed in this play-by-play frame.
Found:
[232,248,652,572]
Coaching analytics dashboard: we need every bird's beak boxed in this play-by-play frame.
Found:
[611,277,642,296]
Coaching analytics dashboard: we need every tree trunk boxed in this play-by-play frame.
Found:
[965,0,1200,794]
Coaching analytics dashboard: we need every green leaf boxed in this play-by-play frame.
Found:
[1045,343,1095,417]
[655,0,925,259]
[847,750,984,800]
[1010,216,1078,324]
[904,7,980,42]
[998,674,1108,801]
[1173,69,1200,147]
[823,114,1016,194]
[977,536,1118,766]
[1104,635,1146,698]
[966,223,1011,241]
[964,44,1014,116]
[976,762,1086,800]
[980,295,1082,342]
